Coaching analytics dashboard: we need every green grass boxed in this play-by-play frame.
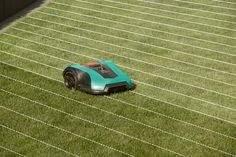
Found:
[0,0,236,156]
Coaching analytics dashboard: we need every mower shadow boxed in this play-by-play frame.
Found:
[105,83,137,96]
[66,83,137,96]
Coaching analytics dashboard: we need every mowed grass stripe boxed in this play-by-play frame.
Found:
[160,0,236,10]
[105,0,236,25]
[211,0,236,5]
[1,43,236,139]
[1,31,236,124]
[0,64,235,156]
[177,0,236,7]
[0,124,80,157]
[40,5,236,64]
[53,0,236,46]
[134,0,236,18]
[1,129,77,157]
[4,87,229,156]
[0,75,189,157]
[0,107,133,157]
[53,2,236,46]
[43,5,236,50]
[40,7,236,66]
[133,0,236,23]
[40,4,236,67]
[115,0,235,24]
[0,91,136,156]
[0,44,235,142]
[88,0,236,30]
[70,0,236,38]
[5,24,235,110]
[0,146,26,157]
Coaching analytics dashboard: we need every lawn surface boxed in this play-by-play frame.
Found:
[0,0,236,156]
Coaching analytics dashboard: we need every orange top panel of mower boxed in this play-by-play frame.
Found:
[83,62,100,67]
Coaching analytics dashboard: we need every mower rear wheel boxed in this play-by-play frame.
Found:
[63,69,79,91]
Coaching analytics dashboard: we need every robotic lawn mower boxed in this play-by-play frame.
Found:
[63,60,135,94]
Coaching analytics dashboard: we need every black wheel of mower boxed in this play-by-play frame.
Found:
[64,71,77,90]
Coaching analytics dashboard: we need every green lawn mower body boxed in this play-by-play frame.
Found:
[63,60,134,94]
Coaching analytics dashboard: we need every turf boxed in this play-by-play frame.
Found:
[0,0,236,156]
